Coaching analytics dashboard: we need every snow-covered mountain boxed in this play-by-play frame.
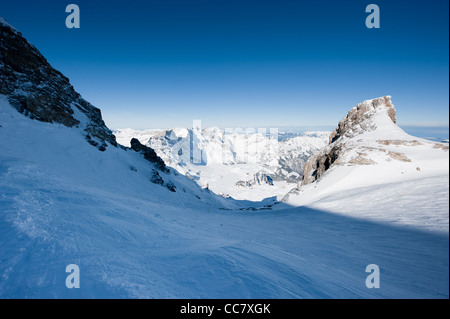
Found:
[283,96,449,231]
[0,17,448,299]
[0,17,117,152]
[114,127,329,200]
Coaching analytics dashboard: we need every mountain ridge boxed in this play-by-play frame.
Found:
[0,16,116,151]
[283,96,449,217]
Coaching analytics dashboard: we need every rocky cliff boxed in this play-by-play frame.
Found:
[0,17,116,151]
[301,96,397,185]
[0,15,172,177]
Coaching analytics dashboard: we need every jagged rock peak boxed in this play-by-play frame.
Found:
[329,96,396,144]
[301,96,396,186]
[0,16,117,150]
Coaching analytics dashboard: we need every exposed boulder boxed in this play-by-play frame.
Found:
[149,169,165,186]
[165,181,177,192]
[148,169,176,192]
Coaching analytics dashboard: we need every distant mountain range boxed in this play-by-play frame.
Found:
[113,127,330,200]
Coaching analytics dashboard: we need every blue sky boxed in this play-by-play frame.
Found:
[0,0,448,129]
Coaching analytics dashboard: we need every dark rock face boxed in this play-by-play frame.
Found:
[150,168,176,192]
[301,144,342,185]
[165,181,177,192]
[130,138,166,171]
[0,18,117,150]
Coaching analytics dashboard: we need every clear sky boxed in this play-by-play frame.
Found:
[0,0,448,129]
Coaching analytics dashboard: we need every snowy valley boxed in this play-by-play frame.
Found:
[114,127,330,201]
[0,16,448,299]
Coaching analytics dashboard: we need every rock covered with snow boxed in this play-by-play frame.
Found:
[130,138,167,172]
[281,94,449,233]
[329,96,396,144]
[283,95,449,214]
[301,96,398,185]
[0,16,117,150]
[0,16,182,199]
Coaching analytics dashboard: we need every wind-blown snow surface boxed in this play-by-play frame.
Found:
[0,96,448,298]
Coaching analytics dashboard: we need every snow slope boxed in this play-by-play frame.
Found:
[0,95,448,298]
[284,97,449,233]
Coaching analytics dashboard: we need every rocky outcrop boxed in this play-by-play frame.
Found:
[301,144,342,185]
[0,17,117,150]
[1,17,180,196]
[236,171,274,187]
[148,169,176,192]
[329,96,396,144]
[130,138,167,172]
[129,139,176,192]
[302,96,396,185]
